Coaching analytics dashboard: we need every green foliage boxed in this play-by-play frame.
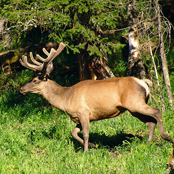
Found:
[0,0,126,56]
[167,47,174,73]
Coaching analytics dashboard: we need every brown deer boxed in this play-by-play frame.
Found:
[20,42,174,152]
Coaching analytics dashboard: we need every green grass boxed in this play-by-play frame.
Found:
[0,70,174,174]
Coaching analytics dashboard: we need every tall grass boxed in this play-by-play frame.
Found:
[0,70,174,173]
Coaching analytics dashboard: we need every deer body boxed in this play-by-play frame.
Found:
[65,77,143,122]
[20,42,174,152]
[21,76,148,123]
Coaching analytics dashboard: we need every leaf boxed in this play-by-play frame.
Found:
[87,45,102,57]
[73,47,80,54]
[78,42,87,49]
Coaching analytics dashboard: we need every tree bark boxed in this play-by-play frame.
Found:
[127,25,146,79]
[78,43,115,81]
[78,49,92,81]
[127,1,150,79]
[156,0,173,108]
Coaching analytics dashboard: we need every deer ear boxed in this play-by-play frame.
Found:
[46,62,53,76]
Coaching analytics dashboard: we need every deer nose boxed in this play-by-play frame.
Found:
[20,88,23,94]
[20,87,26,95]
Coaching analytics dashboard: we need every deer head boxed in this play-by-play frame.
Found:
[20,42,66,95]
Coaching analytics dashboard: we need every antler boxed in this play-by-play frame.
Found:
[20,42,66,76]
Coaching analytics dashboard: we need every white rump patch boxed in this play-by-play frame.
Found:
[133,78,151,97]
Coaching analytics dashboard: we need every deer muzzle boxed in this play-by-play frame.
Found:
[20,87,27,95]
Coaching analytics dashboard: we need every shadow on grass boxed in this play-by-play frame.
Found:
[70,131,143,152]
[27,122,143,152]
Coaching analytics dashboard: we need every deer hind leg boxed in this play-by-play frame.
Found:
[146,122,156,142]
[131,113,157,142]
[130,104,174,144]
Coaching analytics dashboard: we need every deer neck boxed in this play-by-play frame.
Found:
[40,79,69,111]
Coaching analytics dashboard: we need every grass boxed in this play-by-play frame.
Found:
[0,70,174,174]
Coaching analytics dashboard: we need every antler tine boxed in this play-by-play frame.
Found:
[20,55,43,71]
[36,48,56,63]
[42,47,50,56]
[19,56,34,71]
[37,42,66,64]
[48,42,66,64]
[30,52,42,66]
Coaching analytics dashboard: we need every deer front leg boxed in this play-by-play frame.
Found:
[72,124,84,146]
[81,117,90,152]
[72,124,95,152]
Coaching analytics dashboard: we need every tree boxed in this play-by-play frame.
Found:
[127,0,148,79]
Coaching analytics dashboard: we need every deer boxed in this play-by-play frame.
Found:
[19,42,174,152]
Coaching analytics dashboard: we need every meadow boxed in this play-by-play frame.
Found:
[0,70,174,174]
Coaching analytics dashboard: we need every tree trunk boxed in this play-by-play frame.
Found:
[78,43,115,81]
[156,0,173,108]
[78,49,92,81]
[127,25,146,79]
[127,1,150,79]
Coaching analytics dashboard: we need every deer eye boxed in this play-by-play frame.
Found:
[33,79,38,83]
